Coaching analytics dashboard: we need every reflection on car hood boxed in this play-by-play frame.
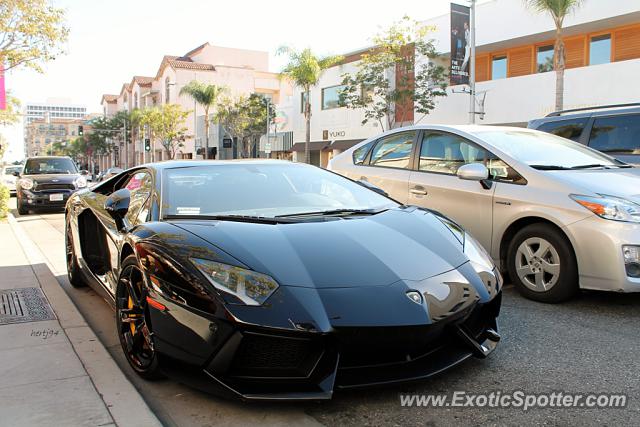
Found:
[172,208,468,289]
[548,167,640,202]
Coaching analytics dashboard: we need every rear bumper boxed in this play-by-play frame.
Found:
[151,291,501,401]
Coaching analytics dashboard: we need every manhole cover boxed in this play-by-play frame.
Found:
[0,288,56,325]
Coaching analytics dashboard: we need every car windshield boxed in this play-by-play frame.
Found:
[162,163,398,218]
[4,166,21,175]
[474,129,623,169]
[24,158,78,175]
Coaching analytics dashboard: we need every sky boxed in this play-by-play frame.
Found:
[1,0,455,162]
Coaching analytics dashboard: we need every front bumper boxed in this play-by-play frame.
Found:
[148,287,501,401]
[564,216,640,292]
[19,188,75,210]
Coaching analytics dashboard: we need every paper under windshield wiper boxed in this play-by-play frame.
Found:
[276,208,386,218]
[529,165,571,170]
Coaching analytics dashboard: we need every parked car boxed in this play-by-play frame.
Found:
[16,156,88,215]
[329,125,640,303]
[528,103,640,165]
[65,160,502,400]
[2,165,22,196]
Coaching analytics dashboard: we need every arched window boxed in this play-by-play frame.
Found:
[134,93,138,109]
[123,93,128,110]
[165,77,171,103]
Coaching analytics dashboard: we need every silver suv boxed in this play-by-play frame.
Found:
[329,125,640,303]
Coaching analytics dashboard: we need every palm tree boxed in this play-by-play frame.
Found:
[179,81,226,159]
[526,0,583,111]
[278,47,342,164]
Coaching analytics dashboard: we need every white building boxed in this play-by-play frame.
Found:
[289,0,640,166]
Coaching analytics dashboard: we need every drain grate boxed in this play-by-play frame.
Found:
[0,288,56,325]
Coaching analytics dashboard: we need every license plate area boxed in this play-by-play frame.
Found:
[49,194,64,201]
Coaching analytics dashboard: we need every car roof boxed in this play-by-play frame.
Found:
[529,104,640,126]
[25,156,74,160]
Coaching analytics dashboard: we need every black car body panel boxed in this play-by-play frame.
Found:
[65,160,502,400]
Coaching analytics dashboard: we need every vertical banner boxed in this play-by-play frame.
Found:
[450,3,471,86]
[0,65,6,110]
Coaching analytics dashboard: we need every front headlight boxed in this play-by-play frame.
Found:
[571,194,640,223]
[463,233,495,271]
[19,178,34,190]
[75,176,87,189]
[190,258,279,306]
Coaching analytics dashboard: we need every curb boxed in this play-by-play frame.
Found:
[8,213,162,427]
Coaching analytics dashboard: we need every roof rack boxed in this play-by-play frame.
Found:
[546,103,640,117]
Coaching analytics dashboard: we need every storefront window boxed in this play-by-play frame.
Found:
[537,45,554,73]
[491,55,507,79]
[589,34,611,65]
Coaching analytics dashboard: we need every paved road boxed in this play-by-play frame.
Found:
[10,198,640,426]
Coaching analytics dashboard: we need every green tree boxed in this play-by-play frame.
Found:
[0,94,20,126]
[216,95,249,157]
[340,16,448,131]
[244,94,275,158]
[0,0,69,73]
[179,81,226,159]
[138,105,189,160]
[526,0,583,111]
[277,47,342,163]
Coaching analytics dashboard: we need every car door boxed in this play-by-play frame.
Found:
[407,131,496,252]
[103,170,154,293]
[351,130,417,204]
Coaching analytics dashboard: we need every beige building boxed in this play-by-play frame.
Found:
[99,42,293,170]
[24,117,90,158]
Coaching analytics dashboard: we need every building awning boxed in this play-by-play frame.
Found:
[290,139,365,152]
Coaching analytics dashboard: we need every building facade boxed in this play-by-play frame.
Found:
[98,42,293,171]
[288,0,640,167]
[24,117,90,158]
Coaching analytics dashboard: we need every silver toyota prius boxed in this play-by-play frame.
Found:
[329,125,640,303]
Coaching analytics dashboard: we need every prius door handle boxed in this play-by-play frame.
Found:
[410,187,428,196]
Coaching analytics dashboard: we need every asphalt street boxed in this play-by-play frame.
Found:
[10,199,640,427]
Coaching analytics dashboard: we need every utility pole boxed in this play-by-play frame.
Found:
[469,0,477,124]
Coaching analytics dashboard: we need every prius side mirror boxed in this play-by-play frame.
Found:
[104,188,130,231]
[457,163,489,181]
[13,171,20,177]
[357,179,388,197]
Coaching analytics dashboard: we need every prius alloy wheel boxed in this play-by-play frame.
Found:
[116,255,162,379]
[507,223,578,303]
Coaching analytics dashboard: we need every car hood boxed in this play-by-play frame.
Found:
[549,167,640,203]
[172,208,469,289]
[22,174,79,185]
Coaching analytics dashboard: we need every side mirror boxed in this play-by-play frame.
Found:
[357,179,388,197]
[12,171,20,177]
[104,188,131,231]
[81,170,89,176]
[457,163,489,181]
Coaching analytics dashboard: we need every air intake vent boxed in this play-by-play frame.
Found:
[0,288,56,325]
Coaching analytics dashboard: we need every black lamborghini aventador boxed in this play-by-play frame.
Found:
[64,160,502,400]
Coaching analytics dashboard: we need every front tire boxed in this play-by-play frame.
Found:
[17,197,28,215]
[507,223,578,303]
[116,255,163,380]
[65,217,86,288]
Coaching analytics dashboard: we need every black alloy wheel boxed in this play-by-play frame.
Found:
[116,255,162,379]
[65,218,86,288]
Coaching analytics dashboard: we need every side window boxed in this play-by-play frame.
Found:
[122,171,153,226]
[369,131,415,169]
[352,141,375,165]
[589,114,640,153]
[419,132,525,184]
[419,132,488,175]
[536,118,588,142]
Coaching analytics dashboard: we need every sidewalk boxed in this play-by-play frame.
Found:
[0,215,161,427]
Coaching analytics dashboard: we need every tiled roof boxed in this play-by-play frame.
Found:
[131,76,154,86]
[101,94,118,103]
[183,42,209,58]
[155,54,215,78]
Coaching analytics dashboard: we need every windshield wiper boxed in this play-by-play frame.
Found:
[529,165,571,170]
[164,214,296,224]
[276,208,387,218]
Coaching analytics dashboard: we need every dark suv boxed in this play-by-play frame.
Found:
[15,156,88,215]
[528,103,640,165]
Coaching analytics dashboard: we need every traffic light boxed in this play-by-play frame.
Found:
[144,138,151,152]
[78,125,84,136]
